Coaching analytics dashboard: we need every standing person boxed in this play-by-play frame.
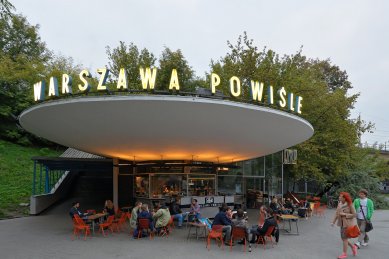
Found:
[130,201,142,231]
[212,206,233,246]
[331,192,358,259]
[353,189,374,249]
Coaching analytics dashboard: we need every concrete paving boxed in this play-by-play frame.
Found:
[0,201,388,259]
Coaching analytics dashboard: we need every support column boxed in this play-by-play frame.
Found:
[113,158,119,209]
[281,150,284,199]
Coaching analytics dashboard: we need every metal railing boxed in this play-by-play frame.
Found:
[32,160,66,195]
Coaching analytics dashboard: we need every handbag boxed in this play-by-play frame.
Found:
[346,225,361,238]
[360,204,373,232]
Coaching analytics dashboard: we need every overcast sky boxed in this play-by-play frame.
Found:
[11,0,389,147]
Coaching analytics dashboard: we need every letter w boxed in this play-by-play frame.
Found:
[251,80,264,102]
[33,81,45,101]
[140,67,157,90]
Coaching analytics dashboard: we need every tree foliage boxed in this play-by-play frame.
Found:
[335,149,389,208]
[106,41,156,90]
[0,14,50,144]
[0,12,81,146]
[157,47,194,91]
[210,32,374,185]
[0,0,14,18]
[106,42,195,91]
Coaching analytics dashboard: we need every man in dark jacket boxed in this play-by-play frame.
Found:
[69,201,88,219]
[212,206,233,245]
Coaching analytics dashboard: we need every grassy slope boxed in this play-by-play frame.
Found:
[0,140,62,218]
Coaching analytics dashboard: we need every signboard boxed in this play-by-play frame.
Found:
[32,66,304,114]
[283,149,297,164]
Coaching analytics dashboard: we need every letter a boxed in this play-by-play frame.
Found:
[169,69,180,91]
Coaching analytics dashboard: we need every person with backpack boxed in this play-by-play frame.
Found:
[353,189,374,249]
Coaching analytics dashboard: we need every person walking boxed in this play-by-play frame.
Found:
[331,192,358,259]
[353,189,374,249]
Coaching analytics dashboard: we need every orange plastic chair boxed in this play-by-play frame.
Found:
[169,215,176,231]
[137,218,154,240]
[316,205,327,217]
[163,216,175,236]
[206,225,224,251]
[86,209,96,215]
[112,212,127,232]
[99,215,114,237]
[230,227,247,253]
[313,202,321,216]
[73,215,91,240]
[256,226,275,249]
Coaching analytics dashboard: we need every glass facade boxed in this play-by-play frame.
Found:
[228,151,284,208]
[132,151,286,208]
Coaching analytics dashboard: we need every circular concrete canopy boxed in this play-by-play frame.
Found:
[19,95,313,163]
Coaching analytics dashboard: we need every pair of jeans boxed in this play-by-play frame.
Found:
[222,225,232,242]
[357,219,369,243]
[172,213,184,227]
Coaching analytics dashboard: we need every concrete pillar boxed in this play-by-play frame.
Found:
[113,158,119,209]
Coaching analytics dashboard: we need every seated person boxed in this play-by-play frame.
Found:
[212,206,233,245]
[258,205,267,227]
[284,198,294,214]
[69,201,88,220]
[152,205,171,234]
[270,197,282,214]
[103,200,115,216]
[133,204,154,238]
[189,199,201,220]
[169,199,184,228]
[248,205,267,238]
[130,201,142,230]
[232,209,250,243]
[250,207,278,243]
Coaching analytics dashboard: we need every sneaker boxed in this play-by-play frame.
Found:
[361,242,368,247]
[337,253,348,259]
[352,245,358,256]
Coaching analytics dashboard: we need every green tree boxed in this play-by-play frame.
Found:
[0,14,50,144]
[157,47,194,91]
[0,0,14,18]
[212,32,368,186]
[106,41,156,90]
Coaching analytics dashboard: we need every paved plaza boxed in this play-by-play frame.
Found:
[0,202,388,259]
